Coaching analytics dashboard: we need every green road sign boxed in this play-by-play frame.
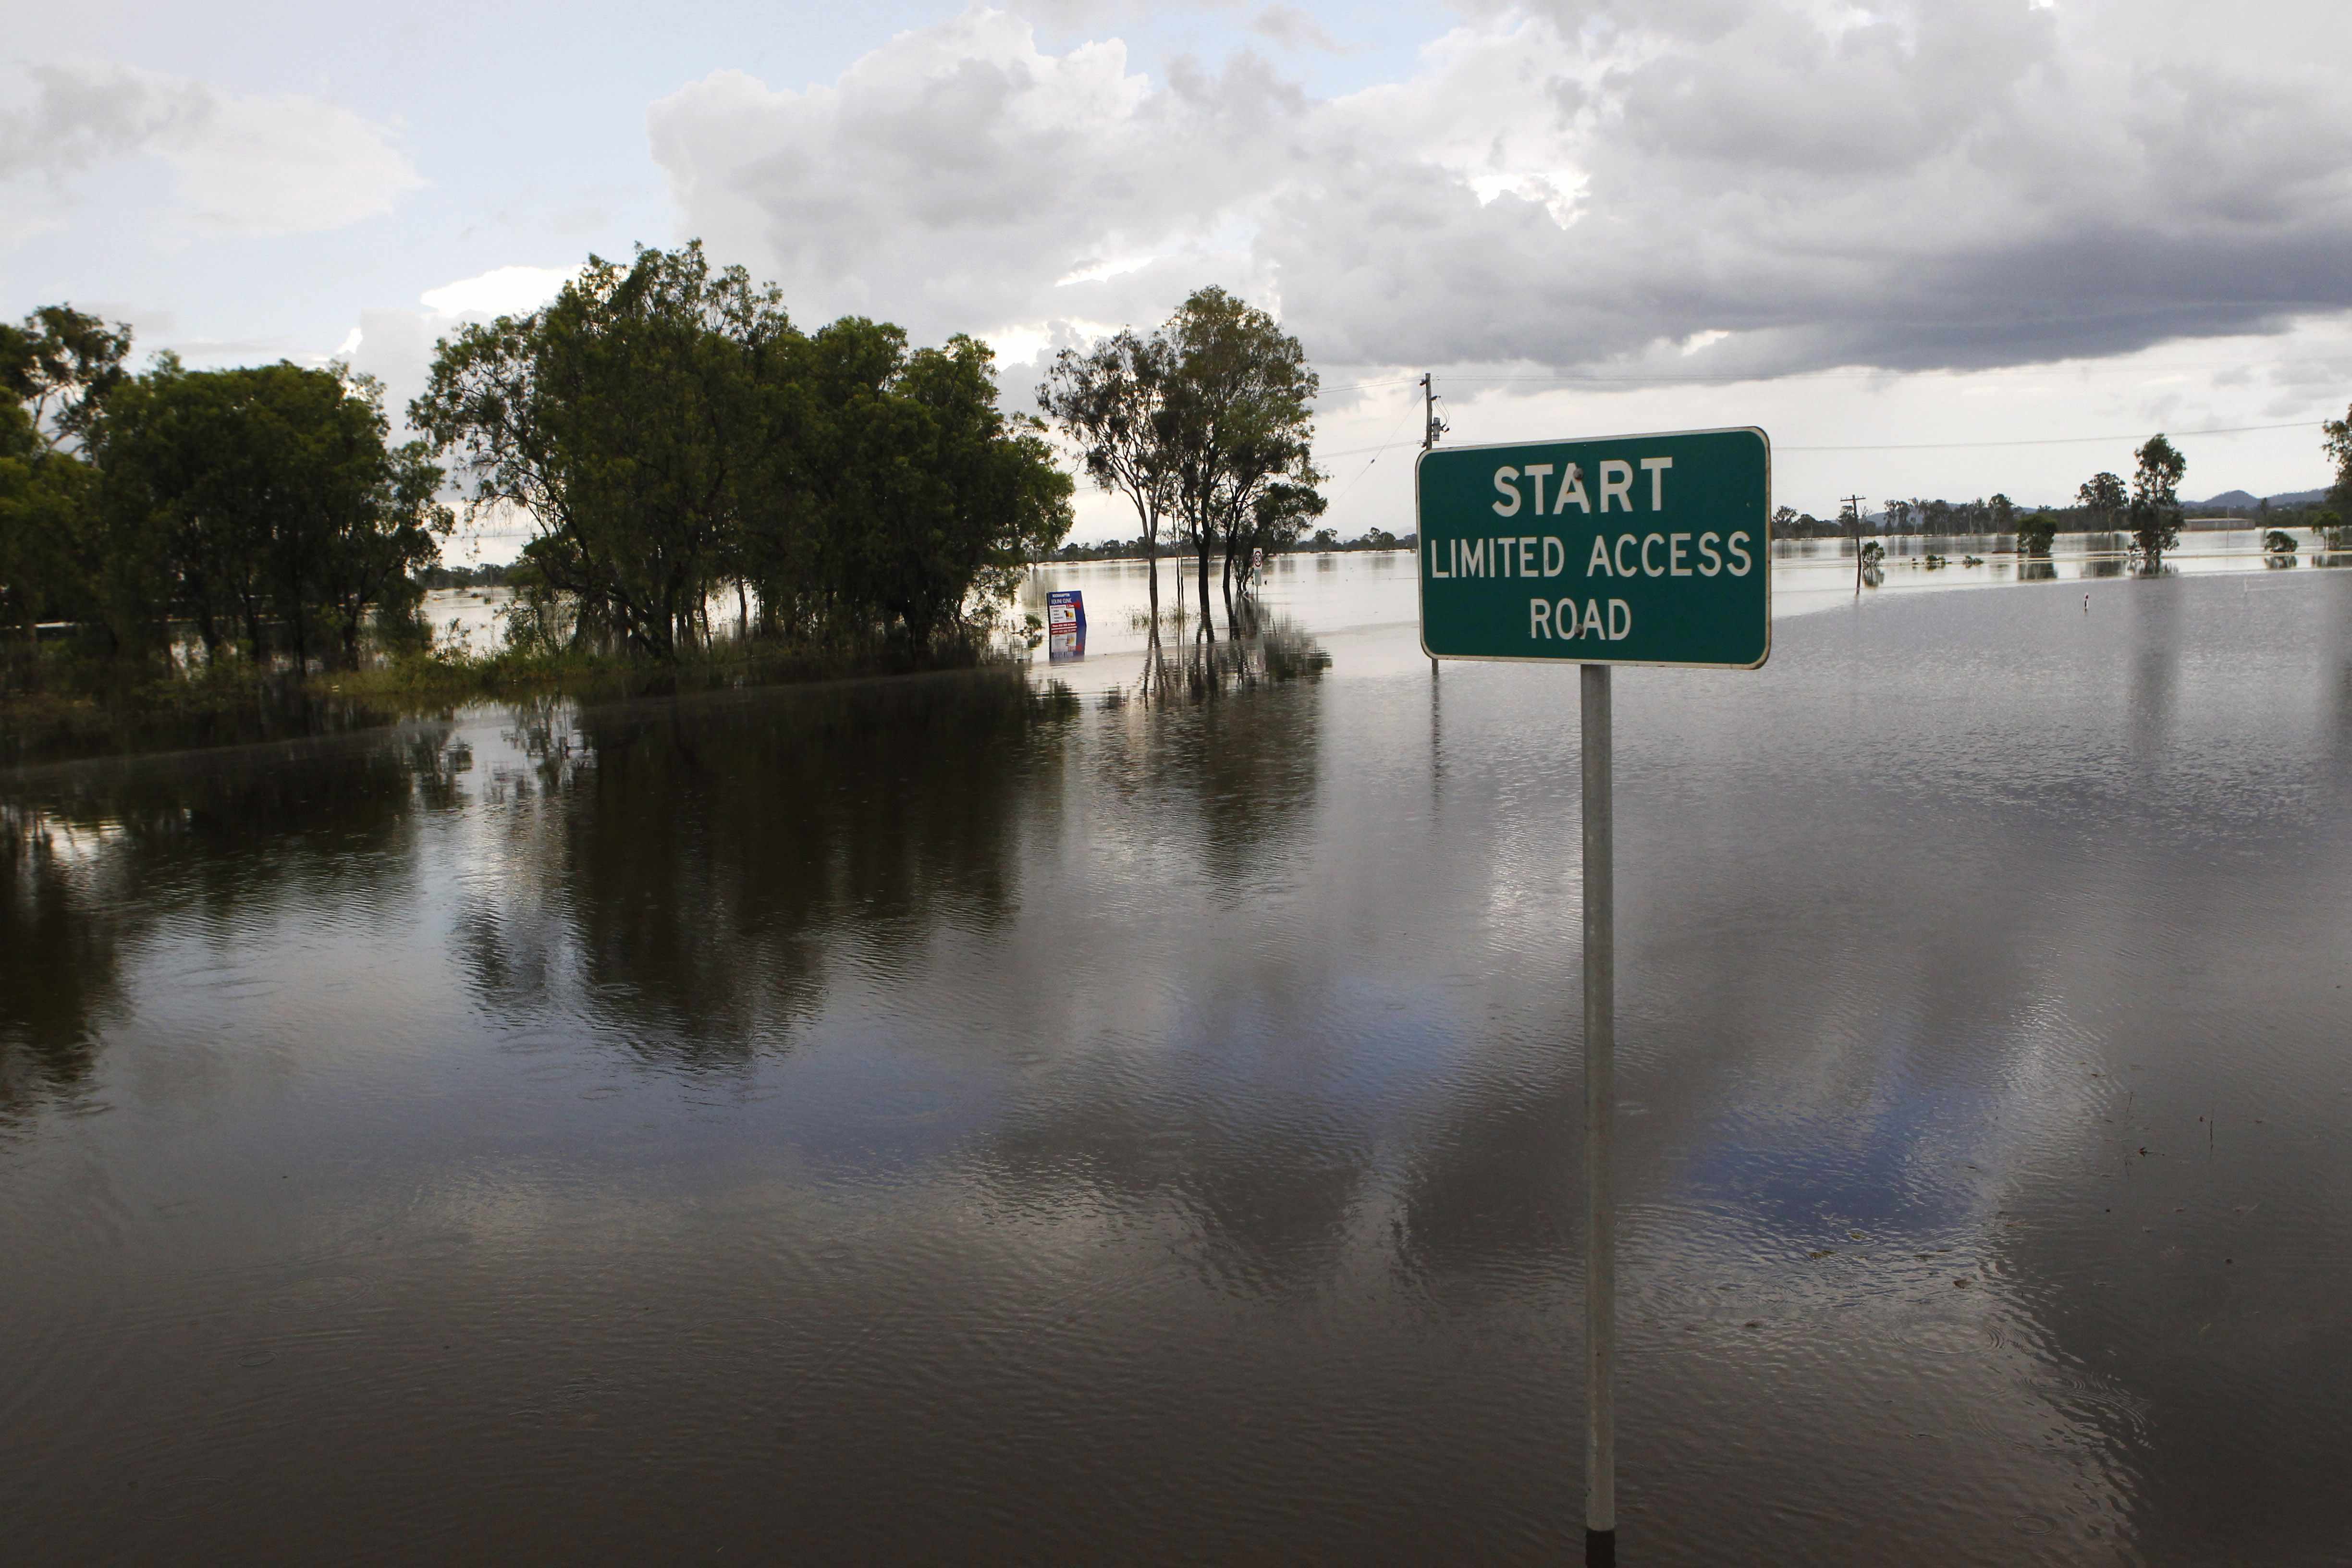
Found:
[1417,427,1771,669]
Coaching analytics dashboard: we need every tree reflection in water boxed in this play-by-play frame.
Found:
[0,727,466,1121]
[453,673,1087,1066]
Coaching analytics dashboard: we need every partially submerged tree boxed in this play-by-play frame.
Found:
[1039,329,1177,627]
[1043,288,1323,644]
[415,244,787,660]
[0,401,100,655]
[2076,471,2126,536]
[2127,434,2185,565]
[417,244,1069,661]
[2324,403,2352,516]
[0,307,126,662]
[1161,287,1321,639]
[99,360,445,666]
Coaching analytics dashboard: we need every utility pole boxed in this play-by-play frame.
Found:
[1424,375,1446,676]
[1844,493,1869,596]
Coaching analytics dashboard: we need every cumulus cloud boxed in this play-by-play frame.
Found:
[648,0,2352,381]
[0,62,424,238]
[417,264,581,318]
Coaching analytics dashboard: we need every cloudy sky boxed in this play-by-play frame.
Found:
[8,0,2351,550]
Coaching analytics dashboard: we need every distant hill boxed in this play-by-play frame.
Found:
[2188,488,2330,511]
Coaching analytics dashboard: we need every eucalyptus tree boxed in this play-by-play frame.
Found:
[0,305,130,456]
[2076,471,2126,536]
[799,326,1071,647]
[1039,329,1178,627]
[2127,435,2185,565]
[1160,288,1322,639]
[420,244,1066,659]
[0,307,125,656]
[0,401,99,655]
[415,243,791,660]
[98,359,444,665]
[2323,402,2352,513]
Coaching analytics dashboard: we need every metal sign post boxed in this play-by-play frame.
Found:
[1580,660,1615,1565]
[1416,427,1770,1565]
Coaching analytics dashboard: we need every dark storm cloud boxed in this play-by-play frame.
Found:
[650,1,2352,377]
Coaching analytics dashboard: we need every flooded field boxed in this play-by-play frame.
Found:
[6,555,2352,1562]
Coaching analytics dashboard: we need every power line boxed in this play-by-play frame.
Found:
[1320,438,1424,461]
[1327,391,1425,505]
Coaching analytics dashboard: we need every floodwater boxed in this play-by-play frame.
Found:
[6,555,2352,1562]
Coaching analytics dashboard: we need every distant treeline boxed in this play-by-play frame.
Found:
[416,563,510,590]
[1045,525,1411,562]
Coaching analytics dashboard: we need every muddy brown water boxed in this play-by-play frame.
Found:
[6,565,2352,1563]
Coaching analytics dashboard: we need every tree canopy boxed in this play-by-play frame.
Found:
[98,360,448,666]
[0,305,131,456]
[1038,328,1178,618]
[1040,286,1323,643]
[2127,434,2185,563]
[416,243,1070,660]
[2323,402,2352,514]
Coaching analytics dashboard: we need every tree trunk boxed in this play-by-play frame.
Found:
[1195,537,1215,643]
[1144,525,1160,624]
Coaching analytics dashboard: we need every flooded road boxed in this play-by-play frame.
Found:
[6,558,2352,1562]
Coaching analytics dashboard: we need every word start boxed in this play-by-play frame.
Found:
[1427,457,1755,640]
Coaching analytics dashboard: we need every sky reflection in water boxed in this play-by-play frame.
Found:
[5,557,2351,1563]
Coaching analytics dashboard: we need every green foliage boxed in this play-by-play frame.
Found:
[98,360,447,667]
[0,305,131,455]
[2127,434,2186,562]
[415,243,1070,662]
[1,309,127,678]
[1163,288,1322,636]
[2016,508,2059,556]
[2325,405,2352,510]
[0,402,104,654]
[2076,471,2126,528]
[2264,528,2298,555]
[1038,329,1177,612]
[1043,289,1322,640]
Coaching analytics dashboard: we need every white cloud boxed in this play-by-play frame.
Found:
[647,10,1281,345]
[645,1,2352,383]
[324,265,583,447]
[417,264,581,318]
[0,62,423,239]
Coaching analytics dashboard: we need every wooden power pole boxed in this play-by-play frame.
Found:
[1844,494,1868,596]
[1424,376,1446,675]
